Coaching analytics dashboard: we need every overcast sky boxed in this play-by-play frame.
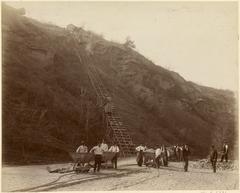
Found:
[6,1,238,91]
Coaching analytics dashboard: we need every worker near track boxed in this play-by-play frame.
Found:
[221,142,229,162]
[175,144,181,161]
[155,146,162,168]
[182,144,190,172]
[179,145,184,162]
[173,145,177,161]
[210,145,218,173]
[100,139,108,152]
[136,144,146,167]
[136,144,147,152]
[160,144,169,166]
[103,97,113,116]
[90,142,104,172]
[76,141,88,153]
[108,143,120,169]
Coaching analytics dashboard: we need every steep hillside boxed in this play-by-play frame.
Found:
[88,36,237,155]
[2,4,237,163]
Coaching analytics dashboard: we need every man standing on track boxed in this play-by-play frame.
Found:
[182,144,190,172]
[109,143,120,169]
[90,142,104,172]
[103,97,113,116]
[210,145,218,173]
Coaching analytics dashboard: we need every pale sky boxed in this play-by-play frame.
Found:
[5,1,238,91]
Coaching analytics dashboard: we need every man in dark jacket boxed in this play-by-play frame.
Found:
[182,144,190,172]
[210,145,218,173]
[162,145,168,166]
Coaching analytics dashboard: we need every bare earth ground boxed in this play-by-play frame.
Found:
[2,157,239,192]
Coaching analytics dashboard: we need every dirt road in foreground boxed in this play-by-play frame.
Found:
[2,158,238,191]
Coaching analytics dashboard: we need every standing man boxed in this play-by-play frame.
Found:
[179,145,184,162]
[90,142,104,172]
[173,145,178,161]
[182,144,190,172]
[210,145,218,173]
[76,141,88,153]
[108,143,120,169]
[136,144,146,166]
[176,145,181,162]
[155,146,162,168]
[76,141,88,167]
[162,145,168,166]
[100,139,109,152]
[104,97,113,116]
[221,142,229,162]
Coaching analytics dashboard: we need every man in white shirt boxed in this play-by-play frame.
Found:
[136,144,146,166]
[100,139,108,152]
[109,143,120,169]
[176,145,183,162]
[90,143,104,172]
[155,146,162,168]
[76,141,88,153]
[75,141,88,167]
[136,144,146,152]
[221,142,229,162]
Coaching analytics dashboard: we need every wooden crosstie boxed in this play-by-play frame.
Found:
[70,32,135,156]
[105,107,135,156]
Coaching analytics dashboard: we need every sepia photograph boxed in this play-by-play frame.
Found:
[1,1,239,191]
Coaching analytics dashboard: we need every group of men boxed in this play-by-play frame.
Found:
[76,140,229,173]
[210,142,229,173]
[136,142,229,173]
[136,144,190,172]
[76,140,119,172]
[173,144,185,161]
[155,145,170,167]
